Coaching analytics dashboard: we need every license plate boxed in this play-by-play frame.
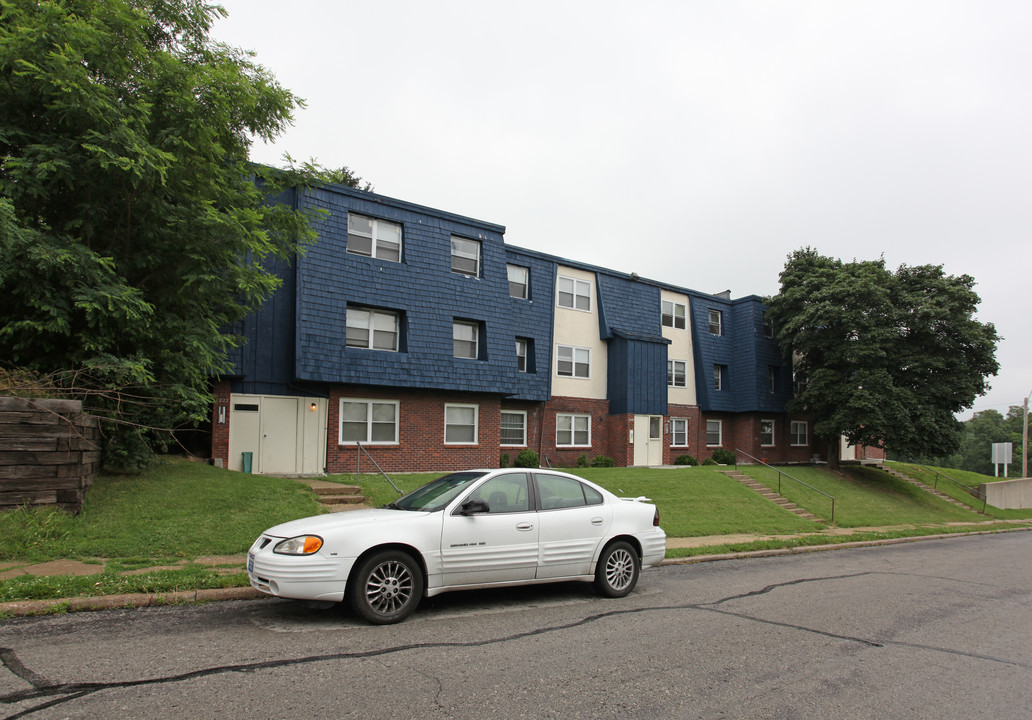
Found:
[247,553,254,574]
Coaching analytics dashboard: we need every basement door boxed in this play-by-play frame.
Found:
[227,394,327,475]
[632,415,664,467]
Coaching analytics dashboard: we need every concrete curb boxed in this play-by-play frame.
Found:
[0,586,267,618]
[2,527,1028,618]
[659,525,1032,566]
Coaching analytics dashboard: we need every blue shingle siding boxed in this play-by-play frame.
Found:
[504,248,555,402]
[690,292,790,413]
[292,186,519,396]
[607,332,669,415]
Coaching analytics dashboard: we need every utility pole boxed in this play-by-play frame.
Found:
[1024,391,1030,479]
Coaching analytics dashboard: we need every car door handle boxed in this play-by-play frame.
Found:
[516,523,534,531]
[591,517,603,526]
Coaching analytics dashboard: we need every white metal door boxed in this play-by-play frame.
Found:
[260,396,299,474]
[633,415,664,466]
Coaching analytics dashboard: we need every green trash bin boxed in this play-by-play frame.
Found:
[242,451,253,474]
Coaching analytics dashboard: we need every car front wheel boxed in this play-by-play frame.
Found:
[594,541,640,598]
[348,550,423,624]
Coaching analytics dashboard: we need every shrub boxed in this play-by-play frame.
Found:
[702,457,718,466]
[576,454,589,468]
[591,455,615,467]
[513,449,539,468]
[499,453,510,468]
[711,449,736,465]
[674,454,699,466]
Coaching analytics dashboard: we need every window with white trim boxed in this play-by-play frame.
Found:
[557,345,590,378]
[708,309,722,335]
[453,321,479,359]
[760,419,775,447]
[706,419,722,446]
[451,236,480,276]
[500,410,527,447]
[662,300,686,329]
[671,418,688,447]
[791,420,808,446]
[556,413,591,447]
[557,276,591,311]
[515,338,528,372]
[347,214,402,262]
[346,307,399,351]
[444,404,478,444]
[714,364,726,391]
[339,399,398,444]
[668,360,687,388]
[507,264,529,299]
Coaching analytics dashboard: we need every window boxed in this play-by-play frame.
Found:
[500,411,527,446]
[339,400,398,444]
[465,473,530,513]
[453,321,480,359]
[671,418,688,447]
[760,419,775,447]
[507,264,529,299]
[764,314,775,339]
[556,413,590,447]
[769,366,777,394]
[557,276,591,311]
[706,419,722,446]
[708,309,723,335]
[536,473,602,510]
[515,338,528,372]
[346,307,399,351]
[668,360,687,388]
[557,345,590,378]
[662,300,686,329]
[713,364,726,391]
[445,404,478,444]
[791,421,808,446]
[451,236,480,275]
[347,214,401,262]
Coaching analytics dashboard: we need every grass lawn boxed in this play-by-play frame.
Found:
[740,464,987,526]
[327,466,826,537]
[888,462,1032,520]
[0,457,324,563]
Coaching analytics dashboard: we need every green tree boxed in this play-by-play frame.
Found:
[766,248,999,468]
[0,0,353,466]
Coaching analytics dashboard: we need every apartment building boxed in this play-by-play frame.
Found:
[210,182,840,475]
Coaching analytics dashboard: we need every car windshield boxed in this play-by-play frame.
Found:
[390,472,487,512]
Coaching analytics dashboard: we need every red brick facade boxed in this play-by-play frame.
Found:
[210,384,883,474]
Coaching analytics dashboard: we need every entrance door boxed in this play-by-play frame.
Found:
[632,415,664,466]
[260,396,300,474]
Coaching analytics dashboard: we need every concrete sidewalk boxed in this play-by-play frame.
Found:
[2,522,1029,618]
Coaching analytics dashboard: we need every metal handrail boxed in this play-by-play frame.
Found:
[734,449,836,523]
[355,442,403,495]
[900,461,988,513]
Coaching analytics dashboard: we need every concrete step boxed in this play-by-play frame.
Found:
[319,494,366,505]
[312,484,362,497]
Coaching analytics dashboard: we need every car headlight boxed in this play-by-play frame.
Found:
[273,535,324,555]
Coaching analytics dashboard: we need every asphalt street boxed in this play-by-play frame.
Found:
[1,532,1030,719]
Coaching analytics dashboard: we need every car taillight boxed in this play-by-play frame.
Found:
[653,508,660,527]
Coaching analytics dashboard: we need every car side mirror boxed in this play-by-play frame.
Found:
[460,498,490,515]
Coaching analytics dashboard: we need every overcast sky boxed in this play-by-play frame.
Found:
[214,0,1031,421]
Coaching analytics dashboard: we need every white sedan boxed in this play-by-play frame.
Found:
[247,468,667,624]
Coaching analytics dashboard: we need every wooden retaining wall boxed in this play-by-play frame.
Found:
[0,397,102,513]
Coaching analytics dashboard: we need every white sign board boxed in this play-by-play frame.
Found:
[992,442,1013,464]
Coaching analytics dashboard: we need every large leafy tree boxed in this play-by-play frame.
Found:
[0,0,338,464]
[766,248,999,466]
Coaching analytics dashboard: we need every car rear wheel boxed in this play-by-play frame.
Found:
[594,541,640,598]
[348,550,423,624]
